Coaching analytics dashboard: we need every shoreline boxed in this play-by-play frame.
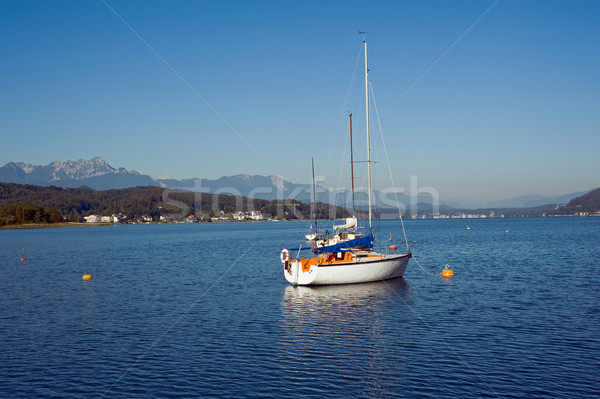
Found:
[2,215,597,231]
[0,222,112,230]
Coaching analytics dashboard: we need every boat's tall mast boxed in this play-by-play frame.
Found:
[311,157,318,233]
[364,40,372,228]
[349,113,355,217]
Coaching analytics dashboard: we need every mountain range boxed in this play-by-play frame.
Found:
[0,157,592,210]
[0,158,158,189]
[443,191,590,210]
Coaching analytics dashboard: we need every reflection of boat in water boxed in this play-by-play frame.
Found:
[281,279,412,332]
[284,278,410,302]
[282,278,411,315]
[280,279,413,372]
[279,279,414,394]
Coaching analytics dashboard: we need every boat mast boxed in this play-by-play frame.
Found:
[349,113,355,217]
[364,40,372,228]
[311,157,318,233]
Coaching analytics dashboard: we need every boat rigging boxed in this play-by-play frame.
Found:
[280,39,413,286]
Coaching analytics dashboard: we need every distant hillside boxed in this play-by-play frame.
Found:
[0,182,166,221]
[449,190,590,209]
[158,174,315,202]
[0,182,348,222]
[561,188,600,213]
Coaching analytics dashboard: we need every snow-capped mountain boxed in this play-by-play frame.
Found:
[0,157,159,190]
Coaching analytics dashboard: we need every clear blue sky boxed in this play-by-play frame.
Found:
[1,0,598,202]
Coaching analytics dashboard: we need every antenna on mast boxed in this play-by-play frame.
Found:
[358,31,367,41]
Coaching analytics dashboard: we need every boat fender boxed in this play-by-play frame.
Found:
[280,248,290,264]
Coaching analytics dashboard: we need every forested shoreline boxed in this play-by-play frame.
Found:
[0,182,348,225]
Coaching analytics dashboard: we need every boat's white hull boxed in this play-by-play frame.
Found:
[284,253,410,286]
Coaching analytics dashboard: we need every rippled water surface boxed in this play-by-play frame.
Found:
[1,218,599,398]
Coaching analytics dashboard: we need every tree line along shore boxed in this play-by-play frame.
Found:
[0,182,348,227]
[1,182,598,228]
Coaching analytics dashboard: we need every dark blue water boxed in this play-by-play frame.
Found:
[1,218,598,398]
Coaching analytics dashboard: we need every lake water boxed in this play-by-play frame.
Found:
[1,218,598,398]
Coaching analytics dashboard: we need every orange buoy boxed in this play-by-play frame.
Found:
[441,264,454,278]
[442,269,454,278]
[20,257,27,262]
[389,244,397,251]
[82,274,93,280]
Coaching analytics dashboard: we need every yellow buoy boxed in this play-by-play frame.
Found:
[441,264,454,278]
[82,274,93,280]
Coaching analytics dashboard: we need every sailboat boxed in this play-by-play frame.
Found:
[280,40,412,286]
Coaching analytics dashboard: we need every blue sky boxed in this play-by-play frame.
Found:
[1,0,598,202]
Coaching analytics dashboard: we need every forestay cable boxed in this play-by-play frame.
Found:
[369,81,410,251]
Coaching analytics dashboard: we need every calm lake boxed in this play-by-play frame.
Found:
[1,218,599,398]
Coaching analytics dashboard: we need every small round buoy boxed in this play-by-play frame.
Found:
[389,244,397,251]
[441,264,454,278]
[442,269,454,278]
[20,257,27,262]
[82,274,93,280]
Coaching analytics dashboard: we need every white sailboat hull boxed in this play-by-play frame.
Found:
[284,253,411,286]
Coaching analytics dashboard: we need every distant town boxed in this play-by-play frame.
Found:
[1,181,599,227]
[82,210,269,224]
[78,206,600,226]
[410,209,600,220]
